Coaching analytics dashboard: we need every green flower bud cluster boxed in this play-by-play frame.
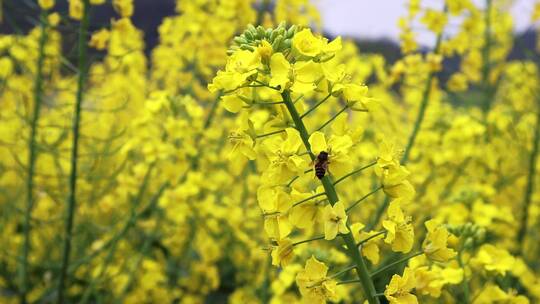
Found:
[228,22,297,54]
[446,222,486,250]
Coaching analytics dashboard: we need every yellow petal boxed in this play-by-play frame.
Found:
[308,131,328,155]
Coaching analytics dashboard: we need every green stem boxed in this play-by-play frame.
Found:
[292,235,326,246]
[79,167,158,304]
[281,91,380,304]
[261,255,272,304]
[316,105,348,131]
[346,186,382,213]
[300,93,332,118]
[256,129,286,138]
[203,98,219,129]
[20,10,48,304]
[337,279,361,285]
[329,264,356,279]
[368,31,444,231]
[370,251,423,278]
[286,175,299,187]
[367,196,389,230]
[457,249,470,303]
[357,231,386,246]
[517,108,540,254]
[251,101,285,105]
[292,192,326,207]
[57,1,90,303]
[334,161,377,186]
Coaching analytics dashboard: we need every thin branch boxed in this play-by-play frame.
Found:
[356,231,386,247]
[370,251,424,278]
[316,105,348,131]
[292,235,325,246]
[300,93,332,118]
[57,1,91,302]
[19,10,48,303]
[346,186,382,213]
[334,161,377,186]
[256,129,286,138]
[292,192,326,208]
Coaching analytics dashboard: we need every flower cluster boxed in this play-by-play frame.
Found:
[0,0,538,303]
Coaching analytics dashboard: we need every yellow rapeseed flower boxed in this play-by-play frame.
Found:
[384,267,418,304]
[322,201,348,240]
[383,200,414,253]
[292,28,324,58]
[296,256,338,304]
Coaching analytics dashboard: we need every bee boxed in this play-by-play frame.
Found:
[314,151,329,179]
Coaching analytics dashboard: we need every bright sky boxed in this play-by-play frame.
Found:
[314,0,536,46]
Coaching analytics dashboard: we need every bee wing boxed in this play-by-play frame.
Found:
[323,161,331,176]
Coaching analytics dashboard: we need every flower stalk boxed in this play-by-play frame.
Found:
[281,91,380,304]
[370,251,423,278]
[20,9,48,304]
[57,0,91,302]
[368,29,445,230]
[516,105,540,255]
[334,161,377,186]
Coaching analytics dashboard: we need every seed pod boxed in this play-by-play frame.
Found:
[240,45,255,51]
[270,30,278,41]
[476,228,486,242]
[282,38,292,50]
[272,36,283,51]
[463,223,472,234]
[247,24,257,34]
[287,25,297,38]
[257,26,266,37]
[245,30,254,40]
[463,237,474,249]
[234,37,248,45]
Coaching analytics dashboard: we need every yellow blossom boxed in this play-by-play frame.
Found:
[258,187,292,240]
[262,128,307,183]
[351,223,384,264]
[271,238,294,268]
[113,0,134,18]
[69,0,83,20]
[292,28,324,58]
[289,187,324,229]
[48,13,60,26]
[383,200,414,253]
[209,50,261,92]
[421,9,447,34]
[257,40,273,61]
[384,267,418,304]
[296,256,338,304]
[291,60,323,94]
[227,130,256,161]
[89,29,110,50]
[422,220,457,262]
[375,140,415,201]
[322,201,348,240]
[269,52,291,91]
[471,244,515,276]
[308,131,353,177]
[38,0,55,10]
